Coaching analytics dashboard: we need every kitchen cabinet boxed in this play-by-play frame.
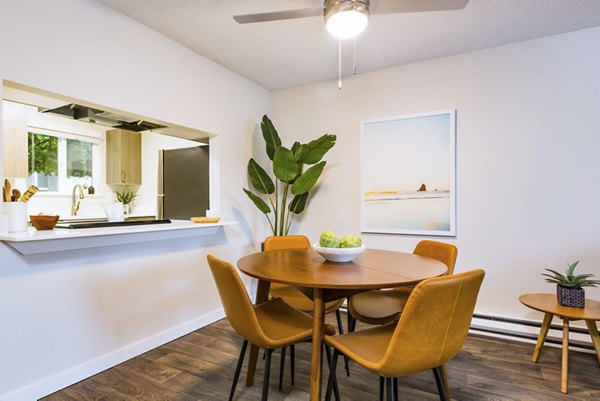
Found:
[106,129,141,185]
[2,100,35,178]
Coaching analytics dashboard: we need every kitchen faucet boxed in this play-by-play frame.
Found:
[71,184,85,216]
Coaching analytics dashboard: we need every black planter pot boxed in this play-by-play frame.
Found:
[556,285,585,308]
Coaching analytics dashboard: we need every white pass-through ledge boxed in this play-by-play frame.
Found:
[0,220,236,254]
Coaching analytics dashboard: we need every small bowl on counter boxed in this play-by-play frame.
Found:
[30,214,60,230]
[312,244,365,263]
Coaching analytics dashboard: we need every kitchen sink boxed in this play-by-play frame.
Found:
[55,218,171,229]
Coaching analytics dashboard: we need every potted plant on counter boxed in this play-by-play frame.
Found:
[115,189,137,216]
[542,261,600,308]
[243,115,336,236]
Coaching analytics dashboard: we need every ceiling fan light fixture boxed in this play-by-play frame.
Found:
[325,0,369,39]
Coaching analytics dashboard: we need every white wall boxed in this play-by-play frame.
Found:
[272,28,600,321]
[0,1,269,400]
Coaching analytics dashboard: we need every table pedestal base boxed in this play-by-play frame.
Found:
[310,288,324,401]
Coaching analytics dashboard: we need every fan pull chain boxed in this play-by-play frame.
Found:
[353,37,357,75]
[338,38,342,90]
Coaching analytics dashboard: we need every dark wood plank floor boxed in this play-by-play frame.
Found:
[42,314,600,400]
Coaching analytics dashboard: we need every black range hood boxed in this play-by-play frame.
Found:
[42,103,165,132]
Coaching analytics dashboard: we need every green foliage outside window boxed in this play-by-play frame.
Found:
[28,132,58,176]
[67,139,92,178]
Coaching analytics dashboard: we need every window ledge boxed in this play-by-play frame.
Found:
[32,192,105,199]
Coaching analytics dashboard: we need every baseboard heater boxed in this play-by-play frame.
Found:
[470,313,594,352]
[339,307,595,351]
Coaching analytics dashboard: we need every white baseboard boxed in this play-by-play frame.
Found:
[0,309,225,401]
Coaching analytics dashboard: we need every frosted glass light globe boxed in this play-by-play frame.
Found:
[326,10,368,39]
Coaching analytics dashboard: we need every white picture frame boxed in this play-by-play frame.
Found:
[361,109,456,236]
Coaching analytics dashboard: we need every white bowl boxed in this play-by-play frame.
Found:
[312,244,365,263]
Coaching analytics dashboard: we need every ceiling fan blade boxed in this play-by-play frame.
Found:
[371,0,469,14]
[233,7,323,24]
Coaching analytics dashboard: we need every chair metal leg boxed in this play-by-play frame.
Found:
[336,309,351,377]
[229,339,248,401]
[347,300,355,333]
[439,364,450,400]
[379,376,384,401]
[278,346,286,391]
[336,309,344,334]
[262,349,273,401]
[433,366,449,401]
[386,377,394,401]
[325,349,340,401]
[349,314,356,332]
[392,377,398,401]
[324,345,340,401]
[344,358,350,376]
[290,344,295,386]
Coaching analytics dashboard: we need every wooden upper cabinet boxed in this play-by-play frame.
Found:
[106,129,141,185]
[2,100,35,179]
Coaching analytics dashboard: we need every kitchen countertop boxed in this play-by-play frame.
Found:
[0,220,236,254]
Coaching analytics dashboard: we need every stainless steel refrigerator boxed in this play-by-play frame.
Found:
[157,145,209,220]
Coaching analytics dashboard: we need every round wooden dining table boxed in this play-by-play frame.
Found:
[237,248,448,401]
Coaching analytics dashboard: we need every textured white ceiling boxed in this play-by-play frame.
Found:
[97,0,600,90]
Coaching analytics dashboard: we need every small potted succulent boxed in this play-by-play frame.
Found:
[542,261,600,308]
[115,189,137,215]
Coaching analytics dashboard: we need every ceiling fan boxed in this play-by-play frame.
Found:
[234,0,469,88]
[234,0,470,39]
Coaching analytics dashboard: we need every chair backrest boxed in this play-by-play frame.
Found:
[263,235,311,251]
[377,269,485,377]
[413,240,458,275]
[207,255,268,346]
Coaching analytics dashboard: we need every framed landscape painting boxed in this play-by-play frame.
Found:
[361,109,456,236]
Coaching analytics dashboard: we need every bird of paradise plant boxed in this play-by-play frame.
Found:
[243,115,336,236]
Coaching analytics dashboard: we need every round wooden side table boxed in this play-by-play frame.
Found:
[519,293,600,394]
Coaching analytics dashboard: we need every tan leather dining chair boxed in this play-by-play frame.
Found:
[264,235,350,378]
[325,269,485,401]
[347,240,458,397]
[264,235,346,330]
[348,240,458,327]
[207,255,318,401]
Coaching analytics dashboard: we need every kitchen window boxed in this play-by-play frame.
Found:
[27,126,101,193]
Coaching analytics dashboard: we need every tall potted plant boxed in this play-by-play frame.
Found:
[243,115,336,236]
